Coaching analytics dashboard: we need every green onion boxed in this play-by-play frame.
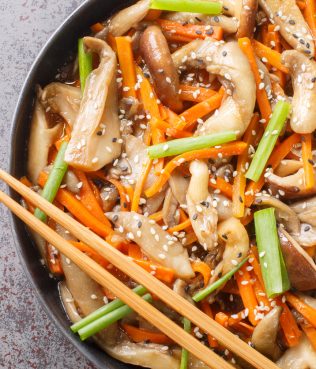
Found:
[246,100,290,182]
[192,257,248,302]
[147,131,236,159]
[71,285,147,333]
[78,293,152,341]
[78,38,93,92]
[254,208,290,298]
[150,0,222,14]
[34,142,68,222]
[180,318,191,369]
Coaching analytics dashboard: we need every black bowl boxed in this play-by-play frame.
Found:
[9,1,137,368]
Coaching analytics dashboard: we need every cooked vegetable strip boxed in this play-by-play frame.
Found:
[301,133,315,190]
[70,241,110,268]
[180,318,191,369]
[122,324,174,345]
[131,158,152,212]
[209,176,233,198]
[200,301,218,348]
[115,37,137,99]
[277,299,302,347]
[300,322,316,350]
[150,0,222,14]
[107,178,130,211]
[191,261,211,286]
[238,38,272,123]
[286,292,316,328]
[151,118,193,139]
[147,131,236,159]
[78,38,93,92]
[192,258,248,302]
[246,101,291,182]
[157,19,223,41]
[251,40,290,74]
[145,142,247,198]
[304,0,316,43]
[232,114,259,217]
[254,208,290,298]
[168,219,192,234]
[133,259,175,284]
[34,142,68,222]
[90,22,104,33]
[179,84,217,103]
[77,293,153,340]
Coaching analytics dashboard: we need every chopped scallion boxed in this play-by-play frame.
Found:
[180,318,191,369]
[254,208,290,298]
[78,38,93,92]
[147,131,236,159]
[192,257,248,302]
[150,0,222,14]
[246,100,290,182]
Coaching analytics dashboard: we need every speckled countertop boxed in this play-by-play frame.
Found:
[0,1,96,368]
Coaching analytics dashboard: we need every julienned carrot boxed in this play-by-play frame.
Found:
[131,159,152,212]
[238,38,272,124]
[116,37,137,99]
[304,0,316,44]
[251,39,290,74]
[106,178,129,211]
[178,88,225,130]
[73,169,112,227]
[232,114,260,218]
[47,242,63,275]
[286,292,316,328]
[200,301,218,348]
[300,322,316,350]
[91,22,105,33]
[191,261,211,286]
[157,19,223,41]
[168,218,192,234]
[245,133,301,207]
[145,142,247,198]
[151,117,193,138]
[179,84,217,103]
[235,264,259,326]
[252,274,271,310]
[37,171,113,237]
[277,299,302,347]
[70,241,109,268]
[209,176,233,198]
[122,324,173,345]
[215,312,229,327]
[128,243,144,259]
[301,134,315,190]
[249,250,265,288]
[148,210,163,222]
[267,25,286,88]
[297,0,307,10]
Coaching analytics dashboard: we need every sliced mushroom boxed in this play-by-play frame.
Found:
[282,50,316,133]
[253,194,300,234]
[277,335,316,369]
[173,279,194,304]
[293,223,316,248]
[65,37,122,171]
[62,170,80,194]
[162,188,180,228]
[59,282,81,323]
[100,184,119,213]
[275,159,303,177]
[108,0,150,37]
[259,0,315,56]
[173,40,256,137]
[40,82,81,128]
[291,196,316,227]
[278,227,316,290]
[27,99,62,183]
[213,194,233,221]
[168,170,189,207]
[251,306,282,361]
[187,160,218,251]
[235,0,258,38]
[140,25,183,112]
[107,212,194,279]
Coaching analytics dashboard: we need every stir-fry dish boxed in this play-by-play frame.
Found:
[22,0,316,368]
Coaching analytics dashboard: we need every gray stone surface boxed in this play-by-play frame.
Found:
[0,1,96,368]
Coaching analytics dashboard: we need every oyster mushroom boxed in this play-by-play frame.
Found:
[172,40,256,137]
[162,188,180,228]
[168,170,189,207]
[173,279,194,303]
[291,196,316,227]
[293,223,316,248]
[259,0,314,56]
[251,306,282,361]
[27,99,62,184]
[282,50,316,133]
[278,228,316,290]
[235,0,258,38]
[65,37,122,171]
[275,159,303,177]
[140,25,183,112]
[107,212,194,279]
[186,160,218,251]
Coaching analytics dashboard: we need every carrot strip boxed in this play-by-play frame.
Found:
[70,241,109,268]
[179,84,217,103]
[304,0,316,46]
[209,176,233,199]
[215,312,229,328]
[168,219,192,234]
[267,25,286,88]
[233,322,254,336]
[122,324,173,345]
[145,142,247,198]
[238,38,272,123]
[277,299,302,347]
[286,292,316,329]
[232,114,260,217]
[20,177,36,212]
[301,133,315,190]
[46,242,63,275]
[252,275,271,310]
[107,178,130,212]
[200,301,219,348]
[91,22,104,33]
[249,249,265,288]
[178,88,225,130]
[37,171,113,237]
[151,117,193,138]
[301,322,316,350]
[128,243,144,259]
[297,0,307,10]
[133,259,175,284]
[235,264,259,326]
[131,159,153,212]
[191,261,211,286]
[157,19,223,41]
[148,210,163,222]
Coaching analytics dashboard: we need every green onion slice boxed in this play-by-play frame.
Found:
[246,100,291,182]
[78,38,93,92]
[147,131,236,159]
[150,0,222,14]
[254,208,290,298]
[180,318,191,369]
[192,257,248,302]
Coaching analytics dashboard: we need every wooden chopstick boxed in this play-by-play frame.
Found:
[0,169,279,369]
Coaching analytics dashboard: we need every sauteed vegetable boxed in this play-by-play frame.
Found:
[23,1,316,368]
